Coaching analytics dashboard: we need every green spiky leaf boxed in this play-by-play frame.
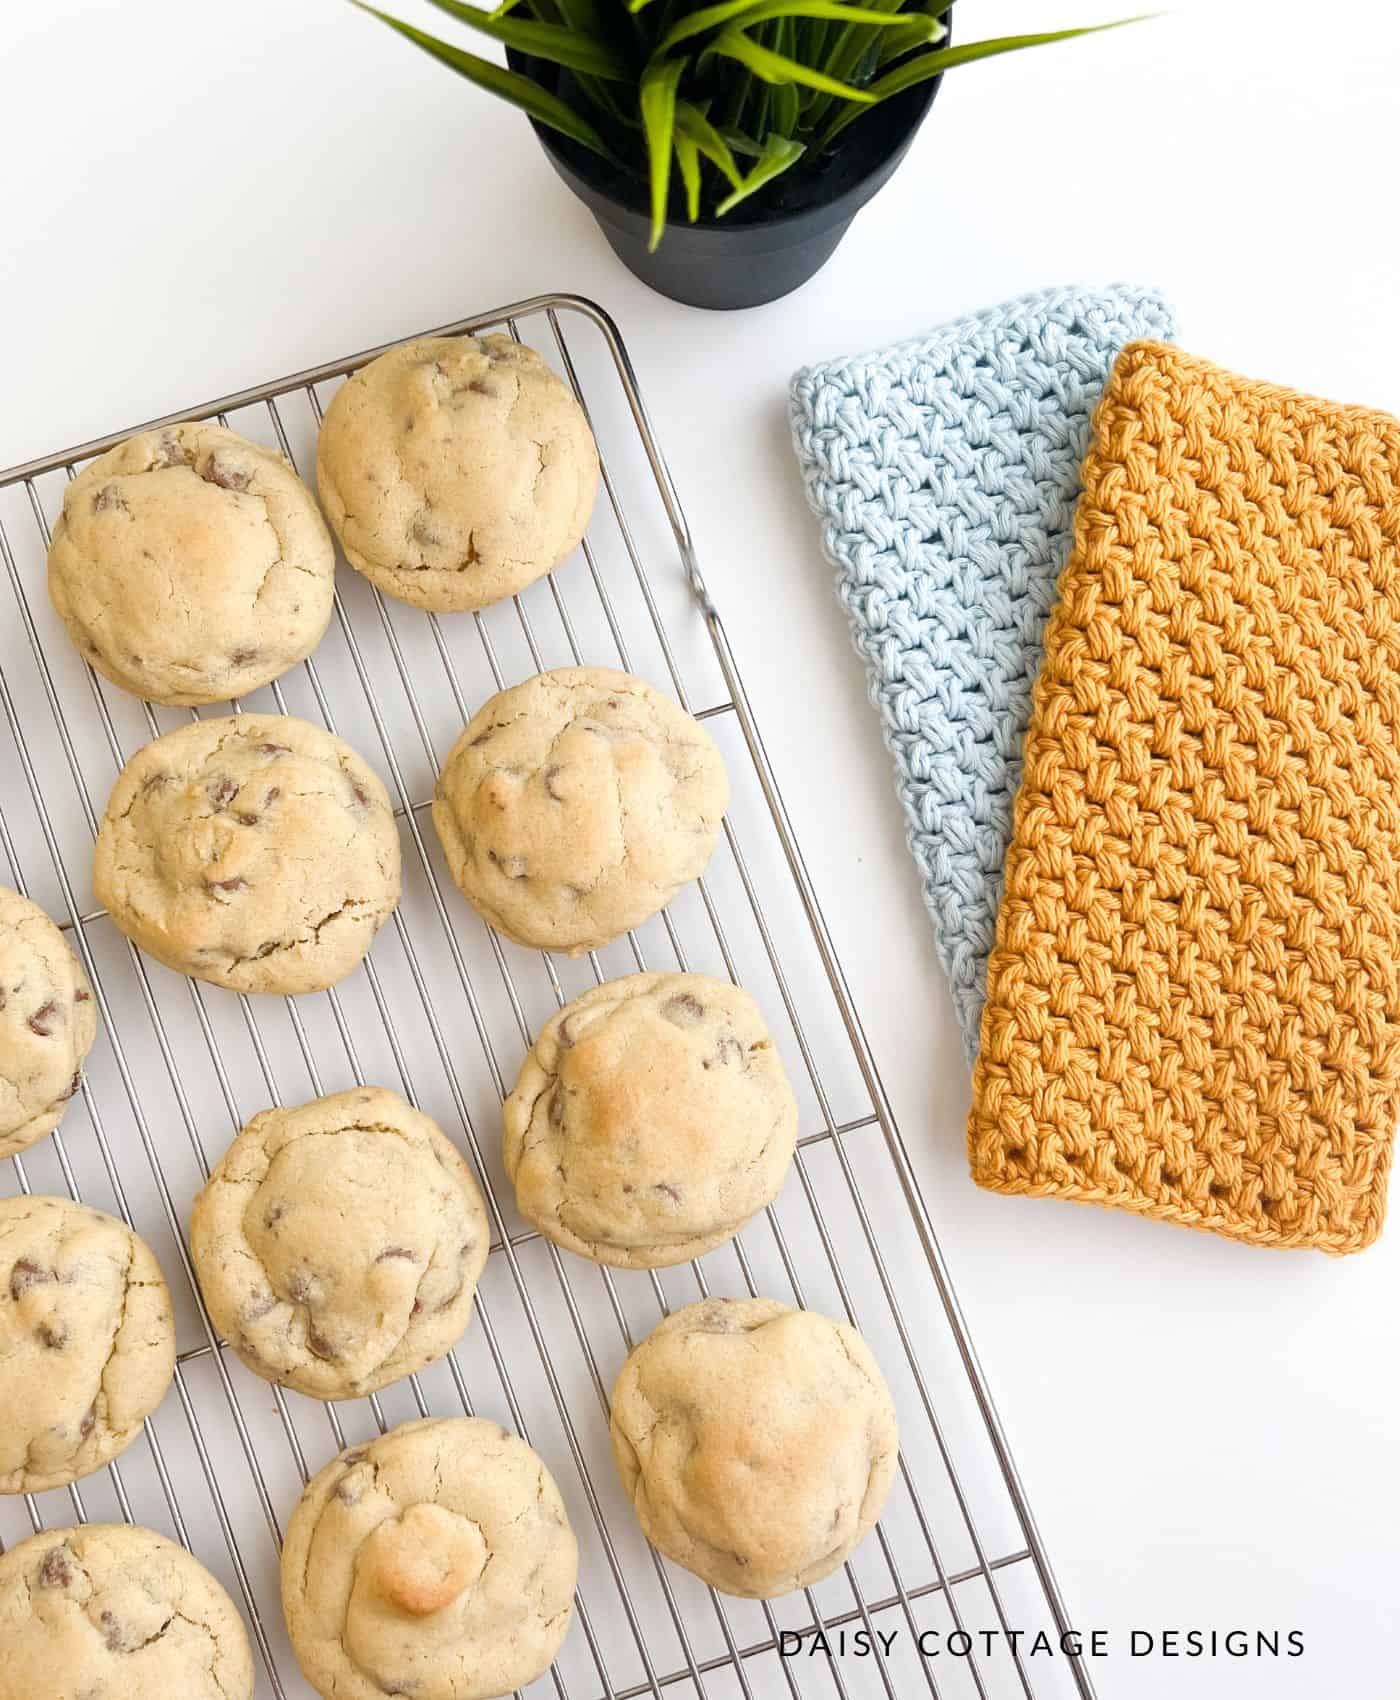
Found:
[673,130,703,219]
[706,26,876,102]
[640,55,687,249]
[657,0,945,56]
[714,131,805,215]
[821,18,1152,143]
[675,100,745,186]
[417,0,631,77]
[351,3,618,157]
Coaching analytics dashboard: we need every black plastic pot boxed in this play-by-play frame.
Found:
[508,52,947,310]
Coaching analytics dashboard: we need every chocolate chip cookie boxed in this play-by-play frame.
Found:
[191,1087,489,1400]
[504,972,798,1267]
[0,1195,176,1494]
[433,667,728,954]
[47,421,335,706]
[282,1417,578,1700]
[0,887,96,1160]
[93,713,401,995]
[316,333,599,612]
[0,1523,254,1700]
[610,1297,900,1599]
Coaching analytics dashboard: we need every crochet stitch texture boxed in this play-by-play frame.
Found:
[970,340,1400,1254]
[790,285,1175,1060]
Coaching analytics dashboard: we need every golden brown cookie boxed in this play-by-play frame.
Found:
[0,1523,253,1700]
[504,972,798,1266]
[191,1087,489,1400]
[282,1417,577,1700]
[433,667,728,954]
[0,1196,175,1494]
[93,713,401,994]
[47,421,335,706]
[610,1297,899,1598]
[0,886,95,1160]
[317,334,598,612]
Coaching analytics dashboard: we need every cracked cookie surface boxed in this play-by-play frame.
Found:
[282,1416,578,1700]
[317,333,599,613]
[0,1196,176,1494]
[47,421,335,706]
[93,712,401,995]
[0,1522,254,1700]
[0,886,96,1160]
[504,972,798,1267]
[610,1297,899,1599]
[433,667,728,954]
[191,1086,489,1400]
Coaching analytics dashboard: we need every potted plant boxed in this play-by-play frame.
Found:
[353,0,1139,309]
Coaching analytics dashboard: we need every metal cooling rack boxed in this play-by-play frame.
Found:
[0,294,1095,1700]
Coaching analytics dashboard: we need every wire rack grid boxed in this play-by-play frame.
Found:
[0,294,1095,1700]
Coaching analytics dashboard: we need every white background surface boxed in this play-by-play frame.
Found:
[4,1,1398,1695]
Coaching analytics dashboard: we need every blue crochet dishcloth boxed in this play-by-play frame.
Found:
[789,284,1177,1062]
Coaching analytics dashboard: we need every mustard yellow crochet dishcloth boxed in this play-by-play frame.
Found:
[969,341,1400,1254]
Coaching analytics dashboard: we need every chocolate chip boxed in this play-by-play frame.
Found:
[351,784,370,807]
[27,1001,58,1036]
[257,742,289,756]
[306,1326,335,1360]
[237,812,259,827]
[468,378,494,397]
[99,1610,124,1651]
[206,876,247,894]
[93,483,126,514]
[375,1246,417,1262]
[661,993,705,1028]
[74,988,91,1003]
[206,776,238,808]
[9,1258,56,1298]
[36,1321,67,1350]
[203,454,251,492]
[0,987,6,1011]
[653,1182,682,1204]
[548,1091,566,1131]
[79,1403,96,1438]
[38,1548,73,1588]
[264,1202,286,1229]
[155,434,190,468]
[706,1035,743,1069]
[469,730,494,747]
[230,648,260,667]
[64,1070,81,1100]
[140,772,170,795]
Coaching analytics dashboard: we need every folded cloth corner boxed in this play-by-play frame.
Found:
[789,283,1176,1061]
